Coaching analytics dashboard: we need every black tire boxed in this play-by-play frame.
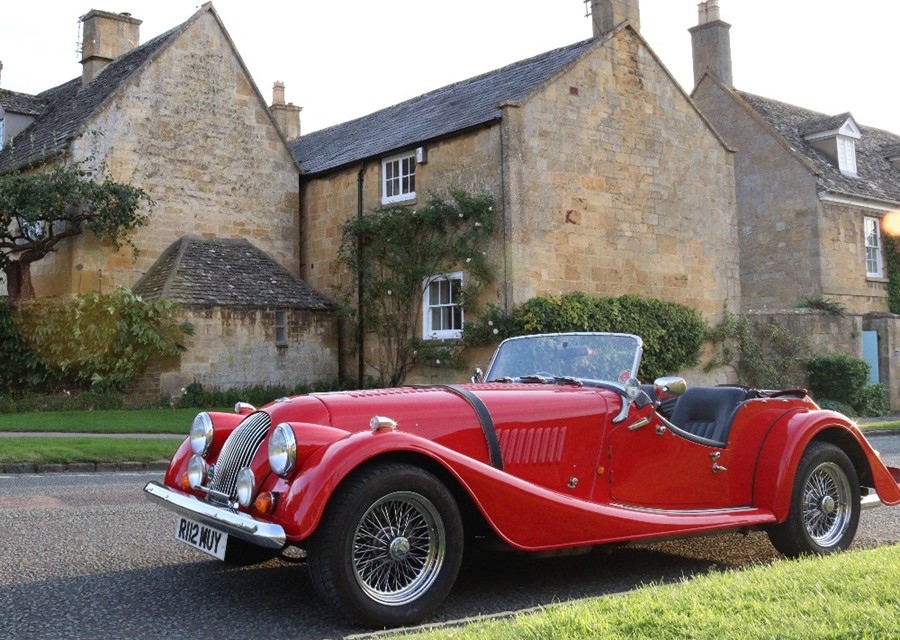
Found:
[223,536,278,565]
[307,462,464,628]
[767,441,860,557]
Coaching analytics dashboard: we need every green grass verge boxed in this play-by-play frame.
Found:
[860,420,900,433]
[392,545,900,640]
[0,437,180,464]
[0,407,229,434]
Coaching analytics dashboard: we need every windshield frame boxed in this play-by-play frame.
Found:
[483,332,644,388]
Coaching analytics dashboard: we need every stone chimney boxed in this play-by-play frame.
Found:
[689,0,732,87]
[589,0,640,37]
[269,81,302,140]
[80,10,142,86]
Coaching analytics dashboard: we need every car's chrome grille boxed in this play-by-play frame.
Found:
[208,412,270,501]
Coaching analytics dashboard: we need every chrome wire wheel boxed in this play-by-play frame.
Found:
[801,461,852,548]
[351,491,446,606]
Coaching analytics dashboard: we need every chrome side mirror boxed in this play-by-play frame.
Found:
[654,376,687,397]
[471,367,484,384]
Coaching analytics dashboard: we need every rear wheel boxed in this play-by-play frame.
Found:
[768,442,860,557]
[307,463,463,628]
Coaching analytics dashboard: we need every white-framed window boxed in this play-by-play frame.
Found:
[865,216,883,278]
[423,272,463,339]
[382,152,416,204]
[837,136,858,175]
[274,310,287,344]
[0,118,5,151]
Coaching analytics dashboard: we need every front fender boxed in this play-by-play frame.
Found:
[754,410,900,520]
[275,429,463,540]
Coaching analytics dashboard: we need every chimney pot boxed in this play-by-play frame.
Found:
[272,81,286,106]
[269,82,302,140]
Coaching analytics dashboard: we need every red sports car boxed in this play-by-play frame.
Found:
[145,332,900,627]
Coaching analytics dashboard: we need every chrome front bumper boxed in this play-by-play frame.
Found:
[144,481,286,549]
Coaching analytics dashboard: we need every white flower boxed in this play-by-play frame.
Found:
[466,257,471,263]
[488,206,493,211]
[488,320,494,326]
[459,213,464,218]
[493,328,499,335]
[387,289,392,295]
[436,359,441,365]
[474,222,482,227]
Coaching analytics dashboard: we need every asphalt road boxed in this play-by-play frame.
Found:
[1,434,898,640]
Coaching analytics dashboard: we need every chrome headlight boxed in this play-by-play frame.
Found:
[190,412,214,456]
[187,455,207,489]
[235,467,256,507]
[268,423,297,477]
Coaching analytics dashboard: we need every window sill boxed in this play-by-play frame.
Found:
[382,194,417,206]
[866,276,888,283]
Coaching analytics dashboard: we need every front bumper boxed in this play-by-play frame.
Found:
[144,481,286,550]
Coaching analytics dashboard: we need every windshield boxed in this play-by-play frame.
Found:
[484,333,643,384]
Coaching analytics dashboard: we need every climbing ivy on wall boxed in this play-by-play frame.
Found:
[884,236,900,315]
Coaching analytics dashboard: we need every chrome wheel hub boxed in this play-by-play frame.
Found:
[352,491,445,606]
[802,461,851,547]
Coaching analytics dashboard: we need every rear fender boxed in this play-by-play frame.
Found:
[754,410,900,520]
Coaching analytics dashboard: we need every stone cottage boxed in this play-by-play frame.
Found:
[689,1,900,406]
[0,5,337,397]
[291,0,741,382]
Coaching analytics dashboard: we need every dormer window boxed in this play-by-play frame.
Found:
[836,136,857,174]
[802,114,861,177]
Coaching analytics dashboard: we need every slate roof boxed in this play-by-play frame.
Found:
[0,18,188,173]
[0,88,47,116]
[739,91,900,205]
[133,236,334,310]
[290,37,599,176]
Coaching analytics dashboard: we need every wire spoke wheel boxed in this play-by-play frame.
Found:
[352,491,445,606]
[767,442,860,557]
[800,461,852,547]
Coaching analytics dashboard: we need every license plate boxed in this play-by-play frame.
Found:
[175,516,228,560]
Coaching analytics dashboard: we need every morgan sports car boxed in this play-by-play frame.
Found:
[144,332,900,628]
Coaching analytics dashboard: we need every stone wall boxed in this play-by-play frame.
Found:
[692,77,823,312]
[157,306,339,398]
[503,29,740,319]
[819,201,889,313]
[30,9,300,298]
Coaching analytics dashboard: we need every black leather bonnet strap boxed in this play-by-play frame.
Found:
[422,384,503,471]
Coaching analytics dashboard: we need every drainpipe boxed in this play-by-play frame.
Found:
[357,162,366,386]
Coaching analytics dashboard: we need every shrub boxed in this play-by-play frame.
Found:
[463,292,706,381]
[176,379,356,408]
[1,288,193,394]
[806,353,869,405]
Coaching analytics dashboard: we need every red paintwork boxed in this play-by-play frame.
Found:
[163,383,900,552]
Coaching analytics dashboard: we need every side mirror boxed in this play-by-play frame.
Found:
[654,376,687,397]
[471,367,484,384]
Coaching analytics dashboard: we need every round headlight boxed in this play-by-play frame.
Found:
[190,412,214,456]
[187,455,207,489]
[268,423,297,477]
[235,467,256,507]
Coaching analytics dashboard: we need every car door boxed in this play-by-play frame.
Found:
[606,406,748,509]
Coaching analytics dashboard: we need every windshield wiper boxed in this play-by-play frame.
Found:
[517,374,583,387]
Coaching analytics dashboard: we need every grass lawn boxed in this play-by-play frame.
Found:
[0,407,229,434]
[390,544,900,640]
[0,437,180,464]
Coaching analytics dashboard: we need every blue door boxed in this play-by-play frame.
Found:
[862,331,880,385]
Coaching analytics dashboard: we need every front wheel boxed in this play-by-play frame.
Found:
[307,463,464,628]
[767,441,860,557]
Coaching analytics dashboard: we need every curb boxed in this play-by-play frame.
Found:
[0,460,170,474]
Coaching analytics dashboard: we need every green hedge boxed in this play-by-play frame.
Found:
[806,353,888,417]
[463,292,706,381]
